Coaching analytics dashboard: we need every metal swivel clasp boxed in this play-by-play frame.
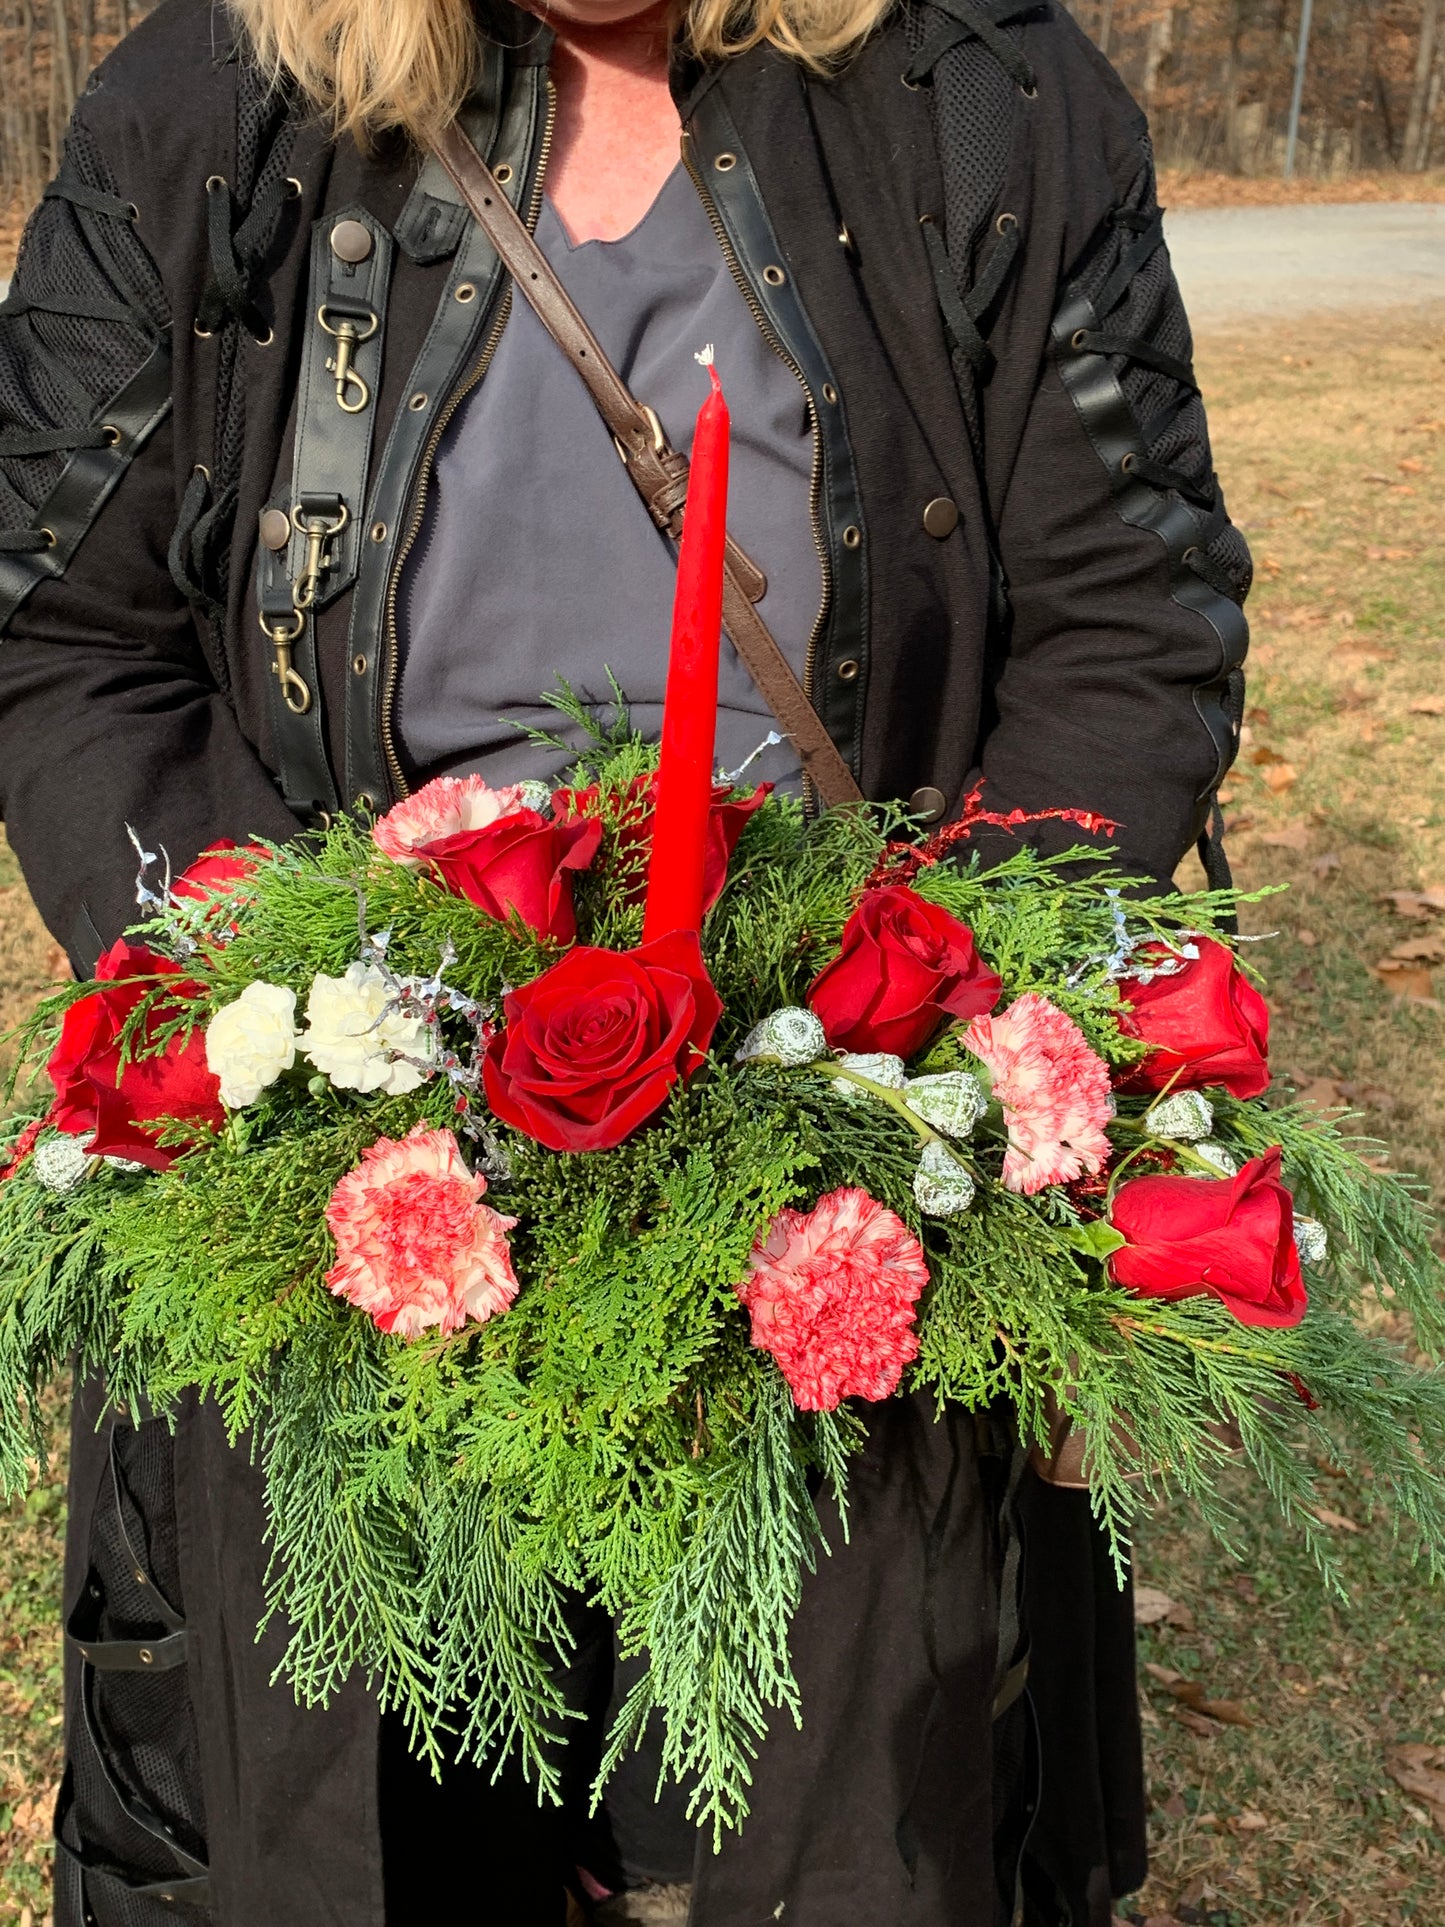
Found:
[291,499,350,611]
[317,305,378,414]
[261,607,312,715]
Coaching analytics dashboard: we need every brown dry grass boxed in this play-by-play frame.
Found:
[1159,168,1445,208]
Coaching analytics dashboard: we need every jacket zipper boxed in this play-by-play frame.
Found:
[681,129,832,811]
[378,81,560,800]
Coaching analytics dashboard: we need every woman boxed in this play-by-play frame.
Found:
[0,0,1249,1919]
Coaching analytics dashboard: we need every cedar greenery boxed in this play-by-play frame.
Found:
[2,716,1443,1838]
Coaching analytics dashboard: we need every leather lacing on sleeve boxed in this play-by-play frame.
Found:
[0,135,167,563]
[1065,198,1251,608]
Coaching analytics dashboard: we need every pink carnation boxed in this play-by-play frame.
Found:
[373,775,531,866]
[737,1186,929,1411]
[963,992,1113,1195]
[324,1124,519,1339]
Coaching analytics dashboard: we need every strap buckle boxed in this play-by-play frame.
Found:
[613,402,666,465]
[317,304,379,413]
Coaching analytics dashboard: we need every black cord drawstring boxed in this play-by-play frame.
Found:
[903,0,1039,92]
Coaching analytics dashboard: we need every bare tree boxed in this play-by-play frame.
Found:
[1403,0,1442,164]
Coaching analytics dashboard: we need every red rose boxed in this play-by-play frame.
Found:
[554,776,770,913]
[171,839,270,902]
[422,811,602,944]
[807,885,1003,1060]
[47,940,224,1169]
[1116,938,1270,1099]
[1107,1146,1306,1328]
[482,931,723,1152]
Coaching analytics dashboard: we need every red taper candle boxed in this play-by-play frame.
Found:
[642,351,730,943]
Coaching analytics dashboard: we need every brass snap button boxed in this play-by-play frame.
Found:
[922,496,959,539]
[259,507,291,551]
[909,785,948,824]
[329,218,373,264]
[836,658,861,684]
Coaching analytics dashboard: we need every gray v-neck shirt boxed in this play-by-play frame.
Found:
[397,163,818,792]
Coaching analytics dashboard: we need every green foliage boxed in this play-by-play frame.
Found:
[1,755,1443,1841]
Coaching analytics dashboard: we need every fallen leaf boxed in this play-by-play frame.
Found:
[1296,1075,1348,1110]
[1409,696,1445,716]
[43,942,72,982]
[1177,1708,1222,1737]
[1312,851,1343,878]
[1297,929,1318,947]
[1195,1697,1254,1727]
[1250,745,1286,765]
[1232,1809,1270,1831]
[1166,1602,1197,1632]
[1259,823,1310,850]
[1313,1506,1361,1532]
[1387,1744,1445,1829]
[1363,471,1395,483]
[1261,762,1298,793]
[1221,812,1255,835]
[1333,639,1396,661]
[1390,935,1445,965]
[1135,1586,1177,1627]
[1365,546,1416,561]
[1398,457,1427,474]
[1145,1661,1182,1686]
[1372,958,1437,1000]
[1162,1791,1188,1819]
[1381,889,1445,919]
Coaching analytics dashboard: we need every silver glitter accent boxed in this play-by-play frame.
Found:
[103,1156,150,1176]
[33,1134,93,1193]
[1294,1216,1329,1266]
[516,779,553,815]
[913,1140,977,1218]
[832,1052,908,1103]
[1193,1141,1240,1178]
[735,1008,828,1068]
[904,1071,988,1139]
[1146,1091,1215,1142]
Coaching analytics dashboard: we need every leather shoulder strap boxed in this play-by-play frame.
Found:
[429,121,863,810]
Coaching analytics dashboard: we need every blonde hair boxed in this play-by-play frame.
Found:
[229,0,891,149]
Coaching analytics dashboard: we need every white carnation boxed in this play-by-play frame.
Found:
[301,962,435,1096]
[206,982,299,1109]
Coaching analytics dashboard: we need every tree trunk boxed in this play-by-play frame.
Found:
[1403,0,1443,169]
[1142,6,1176,115]
[76,0,91,87]
[50,0,75,123]
[1097,0,1116,58]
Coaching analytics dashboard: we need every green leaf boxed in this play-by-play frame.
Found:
[1057,1221,1128,1261]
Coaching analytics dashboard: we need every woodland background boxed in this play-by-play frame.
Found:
[1,0,1445,229]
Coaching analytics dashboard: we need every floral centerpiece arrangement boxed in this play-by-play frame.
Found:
[2,691,1444,1834]
[3,371,1444,1839]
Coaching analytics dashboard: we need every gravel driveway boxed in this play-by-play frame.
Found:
[1165,201,1445,321]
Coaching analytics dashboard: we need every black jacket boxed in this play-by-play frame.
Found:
[0,0,1248,973]
[0,3,1242,1921]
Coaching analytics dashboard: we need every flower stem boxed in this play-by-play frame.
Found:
[806,1059,938,1144]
